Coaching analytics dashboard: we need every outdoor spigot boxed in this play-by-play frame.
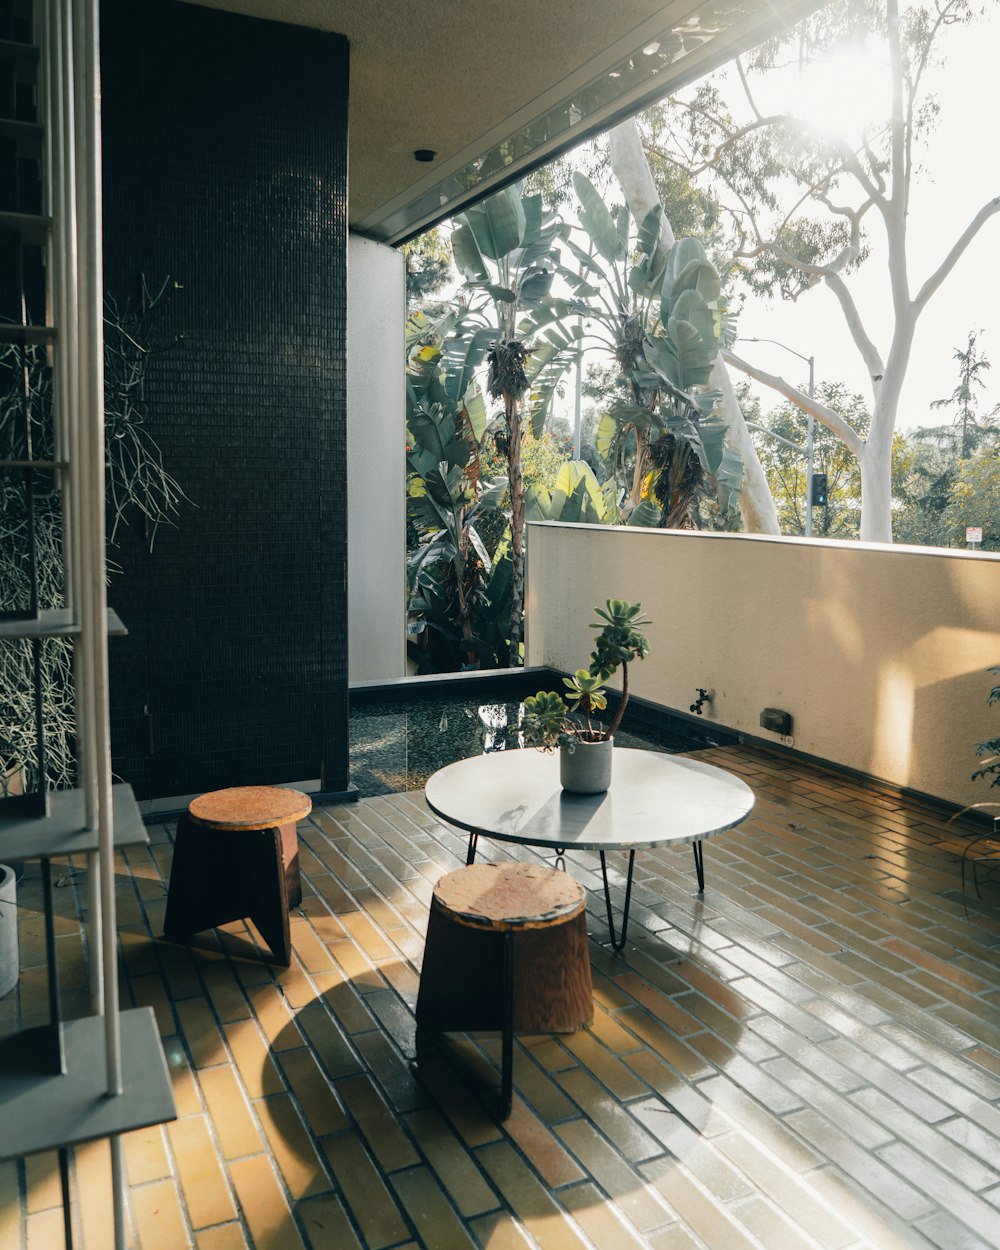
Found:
[690,688,711,716]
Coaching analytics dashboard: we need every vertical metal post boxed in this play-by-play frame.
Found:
[572,314,583,460]
[74,2,127,1247]
[75,0,119,1100]
[805,355,815,539]
[57,0,102,1007]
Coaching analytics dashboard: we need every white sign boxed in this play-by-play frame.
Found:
[966,527,983,544]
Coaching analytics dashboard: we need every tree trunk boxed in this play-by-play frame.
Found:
[711,361,781,535]
[507,396,525,665]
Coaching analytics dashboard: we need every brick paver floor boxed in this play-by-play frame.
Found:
[3,744,999,1250]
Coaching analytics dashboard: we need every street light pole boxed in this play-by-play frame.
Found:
[805,354,815,538]
[744,338,816,537]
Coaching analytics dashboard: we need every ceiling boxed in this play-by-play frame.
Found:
[184,0,822,244]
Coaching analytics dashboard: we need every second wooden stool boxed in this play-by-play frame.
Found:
[416,860,593,1119]
[163,785,310,966]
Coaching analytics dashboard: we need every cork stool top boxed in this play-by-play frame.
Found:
[187,786,312,831]
[432,862,585,932]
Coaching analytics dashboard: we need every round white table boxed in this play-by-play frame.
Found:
[425,747,755,949]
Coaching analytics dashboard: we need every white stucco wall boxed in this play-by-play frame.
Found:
[347,232,405,681]
[525,521,1000,811]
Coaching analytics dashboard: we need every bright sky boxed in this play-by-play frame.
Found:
[728,3,1000,431]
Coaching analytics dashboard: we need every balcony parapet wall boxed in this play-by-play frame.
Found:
[525,521,1000,812]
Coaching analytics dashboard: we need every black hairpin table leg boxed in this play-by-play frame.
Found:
[599,849,636,952]
[693,840,705,892]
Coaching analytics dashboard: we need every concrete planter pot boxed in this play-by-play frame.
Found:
[0,863,18,999]
[560,736,613,794]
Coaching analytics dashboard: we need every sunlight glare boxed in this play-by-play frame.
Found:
[789,44,892,145]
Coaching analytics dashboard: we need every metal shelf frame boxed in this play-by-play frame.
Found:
[0,5,177,1246]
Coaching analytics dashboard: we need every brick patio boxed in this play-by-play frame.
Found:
[3,745,1000,1250]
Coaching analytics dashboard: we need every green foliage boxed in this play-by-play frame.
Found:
[893,335,1000,548]
[525,460,612,526]
[972,666,1000,789]
[1,277,188,792]
[522,600,651,746]
[588,599,652,681]
[565,175,741,527]
[942,446,1000,549]
[404,313,512,673]
[401,228,454,314]
[745,382,872,539]
[929,330,1000,459]
[404,173,739,668]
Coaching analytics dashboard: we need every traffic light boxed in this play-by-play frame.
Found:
[810,472,828,507]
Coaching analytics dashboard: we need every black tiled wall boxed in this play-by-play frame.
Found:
[101,0,349,798]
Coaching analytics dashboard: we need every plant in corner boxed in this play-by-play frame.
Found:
[522,599,651,793]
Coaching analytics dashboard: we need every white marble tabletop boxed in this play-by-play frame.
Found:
[425,747,754,852]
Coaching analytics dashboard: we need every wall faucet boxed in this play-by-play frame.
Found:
[690,688,711,716]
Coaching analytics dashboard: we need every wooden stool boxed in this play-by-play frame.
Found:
[416,861,593,1119]
[163,786,311,966]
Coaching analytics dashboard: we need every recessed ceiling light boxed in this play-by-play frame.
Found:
[414,149,437,162]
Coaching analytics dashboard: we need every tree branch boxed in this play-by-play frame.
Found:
[821,270,885,381]
[914,195,1000,312]
[609,119,674,265]
[723,349,866,458]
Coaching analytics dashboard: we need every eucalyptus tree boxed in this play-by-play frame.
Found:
[638,0,1000,542]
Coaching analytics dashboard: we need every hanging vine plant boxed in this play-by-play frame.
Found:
[0,275,190,795]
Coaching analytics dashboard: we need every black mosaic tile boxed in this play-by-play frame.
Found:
[101,0,349,799]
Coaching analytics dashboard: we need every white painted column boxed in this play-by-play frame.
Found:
[347,232,406,682]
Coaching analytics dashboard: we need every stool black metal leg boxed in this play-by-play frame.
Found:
[599,849,636,952]
[500,931,514,1120]
[693,841,705,892]
[466,832,478,866]
[59,1147,73,1250]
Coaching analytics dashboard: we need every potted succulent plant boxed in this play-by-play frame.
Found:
[522,599,651,793]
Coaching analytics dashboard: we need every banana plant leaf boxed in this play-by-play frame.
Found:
[406,408,470,472]
[517,296,587,338]
[463,388,488,445]
[468,477,508,517]
[572,171,626,264]
[660,237,714,324]
[518,267,555,305]
[549,460,608,523]
[441,326,497,401]
[595,411,618,462]
[601,478,621,525]
[629,205,668,297]
[467,523,491,570]
[626,498,662,527]
[462,187,527,260]
[524,482,551,522]
[636,204,664,265]
[555,263,601,300]
[451,222,489,281]
[715,444,744,511]
[665,312,715,389]
[556,229,609,282]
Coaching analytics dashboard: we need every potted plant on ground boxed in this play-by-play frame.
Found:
[522,599,651,793]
